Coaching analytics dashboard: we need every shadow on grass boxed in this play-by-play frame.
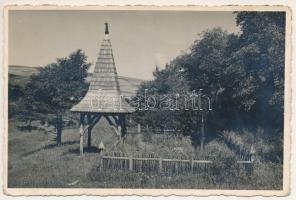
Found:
[67,146,102,155]
[190,130,219,149]
[21,140,79,157]
[16,125,44,132]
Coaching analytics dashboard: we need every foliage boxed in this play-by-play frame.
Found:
[23,49,90,144]
[234,12,285,134]
[26,49,90,113]
[132,12,285,162]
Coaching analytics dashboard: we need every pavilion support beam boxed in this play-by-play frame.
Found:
[105,115,123,139]
[79,113,86,156]
[76,112,129,155]
[119,114,127,138]
[105,115,115,127]
[89,114,102,130]
[90,113,100,125]
[112,115,119,125]
[87,114,92,148]
[114,115,122,140]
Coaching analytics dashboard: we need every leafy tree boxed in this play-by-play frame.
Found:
[132,11,285,159]
[234,12,285,135]
[26,49,90,144]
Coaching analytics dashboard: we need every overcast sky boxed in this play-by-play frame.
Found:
[9,10,239,80]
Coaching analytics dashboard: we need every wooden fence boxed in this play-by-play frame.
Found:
[126,124,182,135]
[100,155,253,175]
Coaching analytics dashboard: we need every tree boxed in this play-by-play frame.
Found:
[26,49,90,145]
[132,12,285,157]
[234,12,285,135]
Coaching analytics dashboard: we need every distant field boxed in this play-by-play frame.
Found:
[9,65,40,86]
[9,65,41,77]
[8,65,143,96]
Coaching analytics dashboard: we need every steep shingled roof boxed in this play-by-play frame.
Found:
[71,23,135,113]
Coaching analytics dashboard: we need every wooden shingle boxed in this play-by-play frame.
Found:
[71,33,134,113]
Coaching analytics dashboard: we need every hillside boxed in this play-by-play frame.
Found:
[8,65,143,96]
[9,65,40,86]
[117,76,143,96]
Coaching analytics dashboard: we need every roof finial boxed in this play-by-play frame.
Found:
[104,22,109,35]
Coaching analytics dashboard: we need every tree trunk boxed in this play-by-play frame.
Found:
[200,113,205,152]
[56,113,62,145]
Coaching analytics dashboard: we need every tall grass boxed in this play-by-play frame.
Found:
[88,160,282,189]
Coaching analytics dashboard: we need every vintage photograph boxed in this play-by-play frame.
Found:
[4,6,291,195]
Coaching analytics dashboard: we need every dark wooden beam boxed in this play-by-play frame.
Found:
[119,114,127,136]
[79,113,86,156]
[112,115,119,125]
[104,115,115,127]
[89,114,102,130]
[87,114,92,148]
[90,113,100,124]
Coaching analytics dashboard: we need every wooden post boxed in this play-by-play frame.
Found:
[137,124,141,133]
[87,114,92,148]
[79,124,84,156]
[250,146,256,162]
[100,157,104,171]
[190,158,194,173]
[118,125,122,140]
[112,115,119,125]
[120,114,127,136]
[79,113,85,156]
[201,113,205,152]
[159,157,163,173]
[129,155,133,171]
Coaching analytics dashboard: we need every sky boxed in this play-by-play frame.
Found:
[8,10,240,80]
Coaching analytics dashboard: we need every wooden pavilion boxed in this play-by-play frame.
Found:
[71,23,135,155]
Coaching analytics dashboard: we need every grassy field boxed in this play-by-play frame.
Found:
[8,117,119,188]
[8,117,282,189]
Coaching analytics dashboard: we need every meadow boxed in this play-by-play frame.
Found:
[8,117,282,189]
